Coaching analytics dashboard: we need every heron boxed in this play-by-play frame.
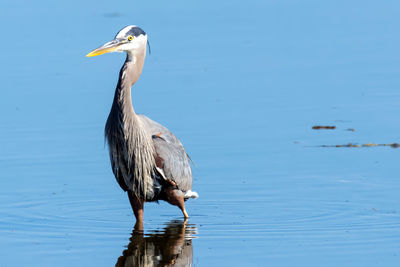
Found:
[86,25,198,227]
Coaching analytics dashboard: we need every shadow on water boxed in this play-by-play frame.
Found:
[115,220,196,267]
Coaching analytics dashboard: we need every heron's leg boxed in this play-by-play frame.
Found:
[164,188,189,218]
[127,192,144,229]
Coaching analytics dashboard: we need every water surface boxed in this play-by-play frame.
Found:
[1,0,400,266]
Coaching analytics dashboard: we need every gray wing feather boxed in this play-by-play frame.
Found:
[138,114,193,192]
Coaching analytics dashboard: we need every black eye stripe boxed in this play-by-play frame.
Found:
[126,27,146,37]
[115,26,147,40]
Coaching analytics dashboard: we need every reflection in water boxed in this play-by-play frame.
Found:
[116,220,196,267]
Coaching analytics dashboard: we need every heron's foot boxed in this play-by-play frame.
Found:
[182,209,189,219]
[134,220,143,231]
[128,192,144,227]
[164,188,189,219]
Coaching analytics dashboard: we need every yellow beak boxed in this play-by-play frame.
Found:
[86,40,123,57]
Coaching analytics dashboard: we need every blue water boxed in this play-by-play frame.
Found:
[1,0,400,266]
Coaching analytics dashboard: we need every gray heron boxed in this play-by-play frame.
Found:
[86,25,198,227]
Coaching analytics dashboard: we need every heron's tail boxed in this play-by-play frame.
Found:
[184,190,199,199]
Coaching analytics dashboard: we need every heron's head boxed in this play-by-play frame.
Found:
[86,25,149,58]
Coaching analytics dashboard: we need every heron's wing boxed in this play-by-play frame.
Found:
[138,114,193,192]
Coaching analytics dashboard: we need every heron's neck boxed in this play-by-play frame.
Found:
[106,48,156,199]
[114,50,146,116]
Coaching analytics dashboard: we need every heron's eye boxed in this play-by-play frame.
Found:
[128,35,134,41]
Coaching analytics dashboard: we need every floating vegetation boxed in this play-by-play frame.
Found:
[312,126,336,130]
[312,125,356,131]
[311,124,398,148]
[320,143,400,148]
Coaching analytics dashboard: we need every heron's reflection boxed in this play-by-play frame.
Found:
[116,220,196,267]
